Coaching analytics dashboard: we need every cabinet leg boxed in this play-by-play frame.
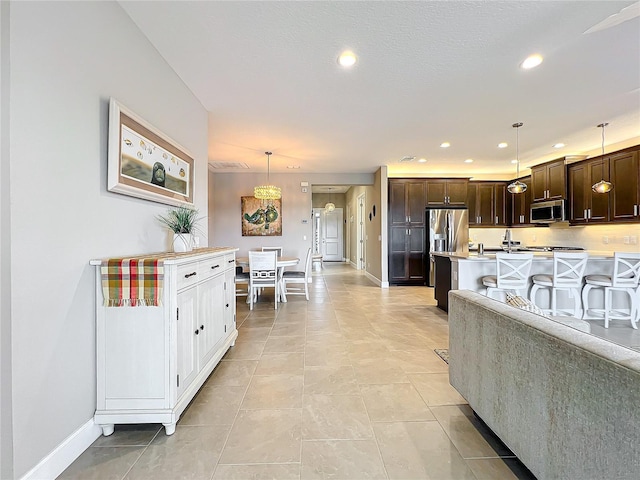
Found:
[101,424,115,436]
[163,422,176,435]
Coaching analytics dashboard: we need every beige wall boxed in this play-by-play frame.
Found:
[209,173,374,263]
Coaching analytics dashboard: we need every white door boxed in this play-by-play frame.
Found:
[323,208,343,262]
[357,194,365,270]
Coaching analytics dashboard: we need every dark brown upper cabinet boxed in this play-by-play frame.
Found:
[609,149,640,222]
[568,157,610,224]
[468,182,509,226]
[511,177,532,226]
[531,158,566,202]
[425,179,468,206]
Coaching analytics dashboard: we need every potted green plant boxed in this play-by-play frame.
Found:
[157,205,201,252]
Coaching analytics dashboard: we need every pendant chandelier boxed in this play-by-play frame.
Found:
[324,202,336,212]
[591,123,613,194]
[254,151,281,200]
[507,122,527,194]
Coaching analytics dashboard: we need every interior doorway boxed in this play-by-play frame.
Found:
[357,193,365,270]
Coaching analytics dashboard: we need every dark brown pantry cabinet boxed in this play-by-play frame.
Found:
[389,180,427,284]
[531,158,566,202]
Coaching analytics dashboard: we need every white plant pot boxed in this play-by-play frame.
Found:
[173,233,193,253]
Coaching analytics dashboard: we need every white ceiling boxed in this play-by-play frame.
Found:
[120,1,640,179]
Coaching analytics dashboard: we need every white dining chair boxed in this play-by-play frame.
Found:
[582,252,640,328]
[529,252,589,317]
[262,246,283,257]
[482,252,533,300]
[234,266,250,298]
[248,251,278,310]
[282,248,312,300]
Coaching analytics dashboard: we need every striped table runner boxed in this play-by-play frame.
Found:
[101,258,164,307]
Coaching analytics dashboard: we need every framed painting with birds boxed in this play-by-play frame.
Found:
[107,98,194,206]
[241,196,282,236]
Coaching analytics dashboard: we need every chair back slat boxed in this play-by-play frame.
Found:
[261,246,283,257]
[553,252,588,288]
[495,253,533,290]
[613,252,640,288]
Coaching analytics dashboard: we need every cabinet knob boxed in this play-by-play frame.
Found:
[184,272,197,278]
[226,303,229,308]
[200,325,204,330]
[194,329,199,335]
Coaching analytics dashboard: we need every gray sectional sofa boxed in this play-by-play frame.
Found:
[448,290,640,480]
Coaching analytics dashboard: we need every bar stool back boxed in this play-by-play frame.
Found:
[482,252,533,300]
[582,252,640,328]
[529,252,588,317]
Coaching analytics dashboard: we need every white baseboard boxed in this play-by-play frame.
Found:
[365,271,382,286]
[21,418,101,480]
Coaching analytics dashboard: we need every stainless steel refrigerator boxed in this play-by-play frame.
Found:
[426,207,469,287]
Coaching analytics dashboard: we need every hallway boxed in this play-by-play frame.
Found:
[60,264,534,479]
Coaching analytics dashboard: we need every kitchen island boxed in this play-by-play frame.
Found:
[433,250,615,314]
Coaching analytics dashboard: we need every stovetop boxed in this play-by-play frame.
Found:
[520,246,584,252]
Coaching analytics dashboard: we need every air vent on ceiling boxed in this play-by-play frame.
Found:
[400,156,416,162]
[209,162,250,169]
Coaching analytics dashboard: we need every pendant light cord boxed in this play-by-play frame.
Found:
[265,151,272,184]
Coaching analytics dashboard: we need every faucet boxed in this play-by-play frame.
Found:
[504,229,512,253]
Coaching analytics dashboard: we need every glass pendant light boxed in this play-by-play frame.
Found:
[507,122,527,194]
[254,151,281,200]
[591,123,613,194]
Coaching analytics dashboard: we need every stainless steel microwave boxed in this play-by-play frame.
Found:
[530,199,566,223]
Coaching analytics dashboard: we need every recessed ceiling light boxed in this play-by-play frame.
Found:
[553,143,565,149]
[440,142,451,148]
[417,158,427,163]
[511,159,518,164]
[286,165,300,169]
[338,50,357,67]
[464,159,474,163]
[498,142,508,149]
[521,54,543,69]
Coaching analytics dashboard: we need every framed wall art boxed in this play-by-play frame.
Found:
[241,196,282,236]
[108,98,194,206]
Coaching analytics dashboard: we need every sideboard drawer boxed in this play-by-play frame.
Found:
[177,261,200,290]
[224,254,236,271]
[199,257,224,279]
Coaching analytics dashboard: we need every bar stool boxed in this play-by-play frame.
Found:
[582,252,640,328]
[529,252,588,317]
[482,252,533,300]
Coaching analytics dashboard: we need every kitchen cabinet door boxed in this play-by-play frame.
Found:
[426,179,468,206]
[466,184,478,226]
[494,183,508,225]
[511,177,532,225]
[389,226,425,284]
[389,180,426,225]
[610,149,640,221]
[531,159,566,202]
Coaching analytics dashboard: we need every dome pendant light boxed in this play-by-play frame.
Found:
[507,122,527,194]
[254,151,281,200]
[591,123,613,194]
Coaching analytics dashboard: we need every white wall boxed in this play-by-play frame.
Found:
[210,172,373,263]
[8,2,208,476]
[1,1,13,478]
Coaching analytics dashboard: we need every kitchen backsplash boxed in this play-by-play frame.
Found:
[470,224,640,253]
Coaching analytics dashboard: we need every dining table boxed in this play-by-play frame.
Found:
[236,255,300,303]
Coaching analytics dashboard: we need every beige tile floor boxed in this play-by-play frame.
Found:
[60,263,536,480]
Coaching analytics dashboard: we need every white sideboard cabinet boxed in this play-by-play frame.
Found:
[91,247,238,435]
